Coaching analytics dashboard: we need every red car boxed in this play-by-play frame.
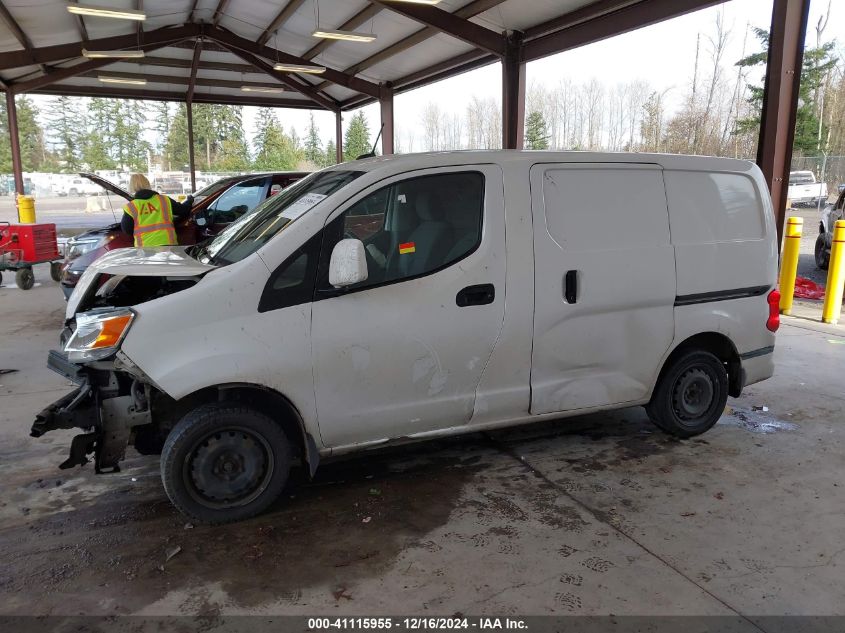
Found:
[59,172,307,298]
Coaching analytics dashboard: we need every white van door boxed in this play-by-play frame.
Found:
[529,163,675,414]
[311,166,506,448]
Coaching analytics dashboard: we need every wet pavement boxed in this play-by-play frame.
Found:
[1,266,844,617]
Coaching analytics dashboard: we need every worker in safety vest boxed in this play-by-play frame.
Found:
[120,174,193,247]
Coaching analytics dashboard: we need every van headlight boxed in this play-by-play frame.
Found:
[65,309,135,363]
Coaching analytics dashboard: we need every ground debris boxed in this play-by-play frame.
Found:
[165,545,182,562]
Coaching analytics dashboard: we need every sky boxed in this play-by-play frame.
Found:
[29,0,841,155]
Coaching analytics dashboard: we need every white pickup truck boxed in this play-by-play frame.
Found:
[788,170,828,207]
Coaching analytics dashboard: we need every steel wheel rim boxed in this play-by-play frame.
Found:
[183,426,274,509]
[672,367,715,423]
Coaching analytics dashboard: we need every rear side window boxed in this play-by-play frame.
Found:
[665,172,764,242]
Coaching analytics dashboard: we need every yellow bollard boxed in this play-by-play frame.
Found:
[778,216,803,315]
[17,194,35,223]
[822,220,845,324]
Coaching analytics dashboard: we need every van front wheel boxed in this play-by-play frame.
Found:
[161,403,292,523]
[646,350,728,438]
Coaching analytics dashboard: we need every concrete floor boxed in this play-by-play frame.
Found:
[0,265,844,618]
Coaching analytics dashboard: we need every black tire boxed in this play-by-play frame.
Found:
[646,350,728,438]
[160,403,292,524]
[15,267,34,290]
[815,233,830,270]
[50,262,62,282]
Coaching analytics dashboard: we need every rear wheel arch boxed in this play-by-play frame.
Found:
[660,332,742,398]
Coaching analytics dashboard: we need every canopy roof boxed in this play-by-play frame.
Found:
[0,0,722,110]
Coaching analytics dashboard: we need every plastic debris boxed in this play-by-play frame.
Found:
[165,546,182,562]
[183,523,194,530]
[362,516,372,523]
[792,276,825,300]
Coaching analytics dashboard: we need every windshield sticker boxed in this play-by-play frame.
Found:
[280,192,327,220]
[399,241,416,254]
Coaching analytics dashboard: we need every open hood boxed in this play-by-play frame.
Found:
[66,246,217,319]
[79,172,132,200]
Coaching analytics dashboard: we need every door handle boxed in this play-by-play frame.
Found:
[456,284,495,307]
[564,270,578,304]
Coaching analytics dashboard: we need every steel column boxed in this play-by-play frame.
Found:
[186,102,196,190]
[336,111,343,163]
[501,33,525,150]
[756,0,811,246]
[5,91,24,202]
[380,84,394,155]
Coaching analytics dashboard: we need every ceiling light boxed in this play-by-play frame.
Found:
[98,75,147,85]
[273,63,326,74]
[67,3,147,20]
[312,29,376,43]
[83,49,145,59]
[241,86,286,93]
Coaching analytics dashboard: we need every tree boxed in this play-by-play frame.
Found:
[324,139,337,166]
[736,26,837,154]
[253,108,301,170]
[44,96,84,171]
[81,98,116,170]
[214,106,250,171]
[525,110,549,149]
[164,103,190,171]
[15,97,48,171]
[343,111,371,160]
[304,112,324,167]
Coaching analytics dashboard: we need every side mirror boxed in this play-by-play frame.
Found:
[329,239,368,288]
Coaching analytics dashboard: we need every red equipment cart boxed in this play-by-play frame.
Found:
[0,222,62,290]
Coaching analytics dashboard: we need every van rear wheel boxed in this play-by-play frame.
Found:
[161,403,292,524]
[646,350,728,438]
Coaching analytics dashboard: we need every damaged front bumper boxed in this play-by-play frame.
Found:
[31,350,151,473]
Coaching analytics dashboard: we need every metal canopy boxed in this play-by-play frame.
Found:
[0,0,725,111]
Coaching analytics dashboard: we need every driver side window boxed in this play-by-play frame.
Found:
[318,171,484,293]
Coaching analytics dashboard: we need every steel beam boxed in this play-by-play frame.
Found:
[313,0,505,93]
[257,0,307,46]
[212,0,230,27]
[336,112,343,163]
[135,55,254,74]
[186,39,203,104]
[0,24,201,70]
[216,43,339,111]
[82,70,291,92]
[369,0,505,56]
[502,33,525,150]
[757,0,812,246]
[187,102,196,188]
[5,90,23,200]
[206,25,380,98]
[0,0,50,73]
[380,84,394,155]
[30,84,318,108]
[187,0,200,22]
[523,0,722,62]
[11,37,187,94]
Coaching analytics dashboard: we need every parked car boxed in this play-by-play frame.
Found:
[815,187,845,270]
[787,170,828,207]
[57,177,102,197]
[58,171,308,298]
[34,151,778,524]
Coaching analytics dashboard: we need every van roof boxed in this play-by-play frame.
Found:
[330,150,758,176]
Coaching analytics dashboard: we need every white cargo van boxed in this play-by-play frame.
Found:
[33,151,779,523]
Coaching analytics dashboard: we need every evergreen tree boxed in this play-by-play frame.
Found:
[81,98,116,170]
[324,139,337,166]
[524,110,549,149]
[215,106,250,171]
[164,104,190,171]
[253,108,301,170]
[304,112,324,167]
[0,98,12,173]
[44,96,84,171]
[736,27,837,153]
[16,97,47,171]
[343,111,371,161]
[152,102,172,165]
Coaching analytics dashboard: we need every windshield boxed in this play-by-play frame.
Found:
[789,173,815,185]
[194,176,241,199]
[202,170,362,266]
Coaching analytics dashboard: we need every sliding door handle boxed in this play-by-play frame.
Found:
[564,270,578,304]
[456,284,495,307]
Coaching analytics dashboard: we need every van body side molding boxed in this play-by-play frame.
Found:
[674,285,770,307]
[740,345,775,360]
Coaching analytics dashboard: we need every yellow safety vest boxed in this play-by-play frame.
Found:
[123,194,178,247]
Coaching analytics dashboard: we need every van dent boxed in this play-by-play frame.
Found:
[32,151,779,524]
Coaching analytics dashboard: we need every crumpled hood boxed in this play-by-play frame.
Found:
[66,246,217,319]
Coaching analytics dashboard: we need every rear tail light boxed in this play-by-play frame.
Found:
[766,289,780,332]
